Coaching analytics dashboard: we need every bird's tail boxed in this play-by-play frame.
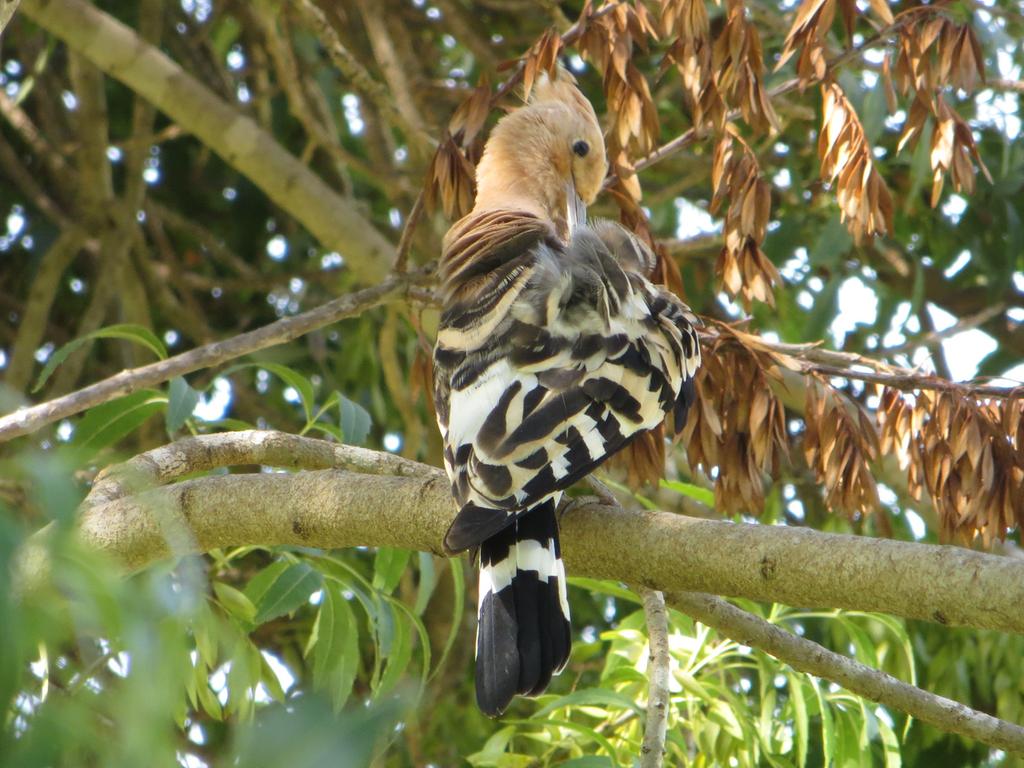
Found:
[474,498,571,716]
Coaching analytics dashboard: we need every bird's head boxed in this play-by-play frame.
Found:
[472,67,607,233]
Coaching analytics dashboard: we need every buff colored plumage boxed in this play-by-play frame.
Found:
[433,69,701,716]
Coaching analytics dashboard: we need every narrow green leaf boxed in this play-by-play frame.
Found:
[431,557,465,679]
[788,672,809,768]
[467,726,517,765]
[213,581,257,624]
[329,591,360,710]
[166,377,201,434]
[250,562,322,625]
[245,561,290,606]
[875,709,902,768]
[258,362,316,423]
[308,422,345,441]
[309,585,335,681]
[567,577,642,604]
[259,652,287,703]
[195,664,223,720]
[337,393,372,445]
[659,478,715,506]
[413,552,437,615]
[502,717,618,757]
[33,323,167,392]
[372,547,410,594]
[375,607,411,697]
[558,759,614,768]
[812,677,835,766]
[530,688,641,719]
[70,389,167,458]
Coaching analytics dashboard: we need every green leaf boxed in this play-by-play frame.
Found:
[166,377,201,434]
[559,759,614,768]
[311,582,360,711]
[375,605,411,697]
[210,15,240,58]
[809,214,853,269]
[213,582,257,624]
[34,323,167,392]
[660,478,715,506]
[467,726,518,766]
[787,672,809,768]
[330,594,361,710]
[337,393,372,445]
[250,562,323,625]
[259,363,316,423]
[431,557,465,679]
[245,561,290,606]
[413,552,437,616]
[530,688,641,719]
[70,389,167,458]
[372,547,410,594]
[875,709,902,768]
[568,577,642,604]
[812,677,835,766]
[258,652,287,703]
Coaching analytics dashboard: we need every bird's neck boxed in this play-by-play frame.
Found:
[471,118,570,232]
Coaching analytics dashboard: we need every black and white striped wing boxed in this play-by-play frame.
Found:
[435,217,701,552]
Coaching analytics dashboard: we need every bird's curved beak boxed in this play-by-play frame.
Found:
[566,178,586,235]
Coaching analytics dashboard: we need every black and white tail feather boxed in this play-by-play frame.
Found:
[434,205,701,716]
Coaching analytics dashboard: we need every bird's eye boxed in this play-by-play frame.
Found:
[572,140,590,158]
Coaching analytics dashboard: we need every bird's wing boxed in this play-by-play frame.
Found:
[434,213,701,551]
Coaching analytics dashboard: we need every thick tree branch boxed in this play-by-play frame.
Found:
[638,588,670,768]
[21,0,396,282]
[45,433,1024,636]
[16,431,1024,754]
[0,272,429,442]
[667,591,1024,756]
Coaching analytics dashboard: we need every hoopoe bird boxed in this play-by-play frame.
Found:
[432,69,701,716]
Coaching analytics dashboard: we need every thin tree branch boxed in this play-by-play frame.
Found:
[0,0,19,35]
[21,0,397,282]
[352,0,431,154]
[248,6,380,187]
[394,190,426,273]
[295,0,434,158]
[622,15,916,184]
[802,363,1023,399]
[666,591,1024,756]
[884,303,1007,356]
[4,228,85,392]
[0,270,431,442]
[638,588,670,768]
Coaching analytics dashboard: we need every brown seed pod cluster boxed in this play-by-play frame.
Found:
[424,133,476,219]
[890,15,991,207]
[710,131,780,307]
[683,327,789,515]
[662,0,778,134]
[878,389,1024,545]
[578,0,661,213]
[426,75,494,220]
[819,82,894,241]
[777,0,893,83]
[804,378,881,516]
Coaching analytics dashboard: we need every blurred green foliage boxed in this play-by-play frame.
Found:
[2,0,1024,765]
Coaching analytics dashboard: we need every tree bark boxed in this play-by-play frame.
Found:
[34,431,1024,637]
[21,0,396,282]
